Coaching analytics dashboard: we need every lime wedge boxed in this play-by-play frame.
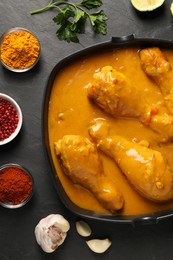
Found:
[170,2,173,15]
[131,0,165,12]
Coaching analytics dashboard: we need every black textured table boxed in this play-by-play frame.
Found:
[1,1,173,260]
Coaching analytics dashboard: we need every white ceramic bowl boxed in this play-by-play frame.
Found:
[0,93,23,145]
[0,27,41,72]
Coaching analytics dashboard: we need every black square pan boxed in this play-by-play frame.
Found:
[43,35,173,225]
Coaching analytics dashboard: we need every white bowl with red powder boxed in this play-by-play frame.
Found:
[0,163,34,208]
[0,93,23,145]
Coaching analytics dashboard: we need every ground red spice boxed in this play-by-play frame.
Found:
[0,166,32,205]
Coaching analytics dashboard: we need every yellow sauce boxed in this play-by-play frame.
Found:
[48,47,173,216]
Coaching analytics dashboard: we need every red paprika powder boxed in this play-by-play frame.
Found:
[0,165,32,205]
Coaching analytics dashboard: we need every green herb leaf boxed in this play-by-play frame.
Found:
[90,10,108,35]
[71,9,87,33]
[30,0,108,43]
[53,6,79,42]
[80,0,103,9]
[56,23,79,43]
[53,6,75,24]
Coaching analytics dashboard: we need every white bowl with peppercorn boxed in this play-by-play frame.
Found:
[0,93,23,145]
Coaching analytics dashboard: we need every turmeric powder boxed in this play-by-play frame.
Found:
[0,30,40,70]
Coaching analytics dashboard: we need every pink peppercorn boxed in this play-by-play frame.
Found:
[0,97,19,141]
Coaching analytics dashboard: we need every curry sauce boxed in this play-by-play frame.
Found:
[48,47,173,215]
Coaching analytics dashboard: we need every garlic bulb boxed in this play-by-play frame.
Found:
[35,214,70,253]
[86,238,111,253]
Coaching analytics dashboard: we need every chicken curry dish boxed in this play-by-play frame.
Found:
[48,46,173,215]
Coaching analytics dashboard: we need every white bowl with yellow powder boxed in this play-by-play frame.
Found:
[0,27,41,72]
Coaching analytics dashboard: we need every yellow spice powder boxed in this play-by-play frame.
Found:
[0,31,40,69]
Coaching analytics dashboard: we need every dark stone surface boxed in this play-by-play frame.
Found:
[1,0,173,259]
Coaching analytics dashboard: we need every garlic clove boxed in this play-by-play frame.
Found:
[86,238,111,253]
[35,214,70,253]
[53,218,70,233]
[76,220,92,237]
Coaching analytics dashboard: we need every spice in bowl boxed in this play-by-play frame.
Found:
[0,164,34,208]
[0,27,40,72]
[0,93,22,145]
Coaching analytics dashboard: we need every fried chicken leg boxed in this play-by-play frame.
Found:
[54,135,124,212]
[87,65,173,142]
[139,47,173,114]
[88,120,173,202]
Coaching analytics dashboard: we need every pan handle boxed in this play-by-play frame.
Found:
[112,35,135,43]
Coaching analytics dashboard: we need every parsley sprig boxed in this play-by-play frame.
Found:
[31,0,107,43]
